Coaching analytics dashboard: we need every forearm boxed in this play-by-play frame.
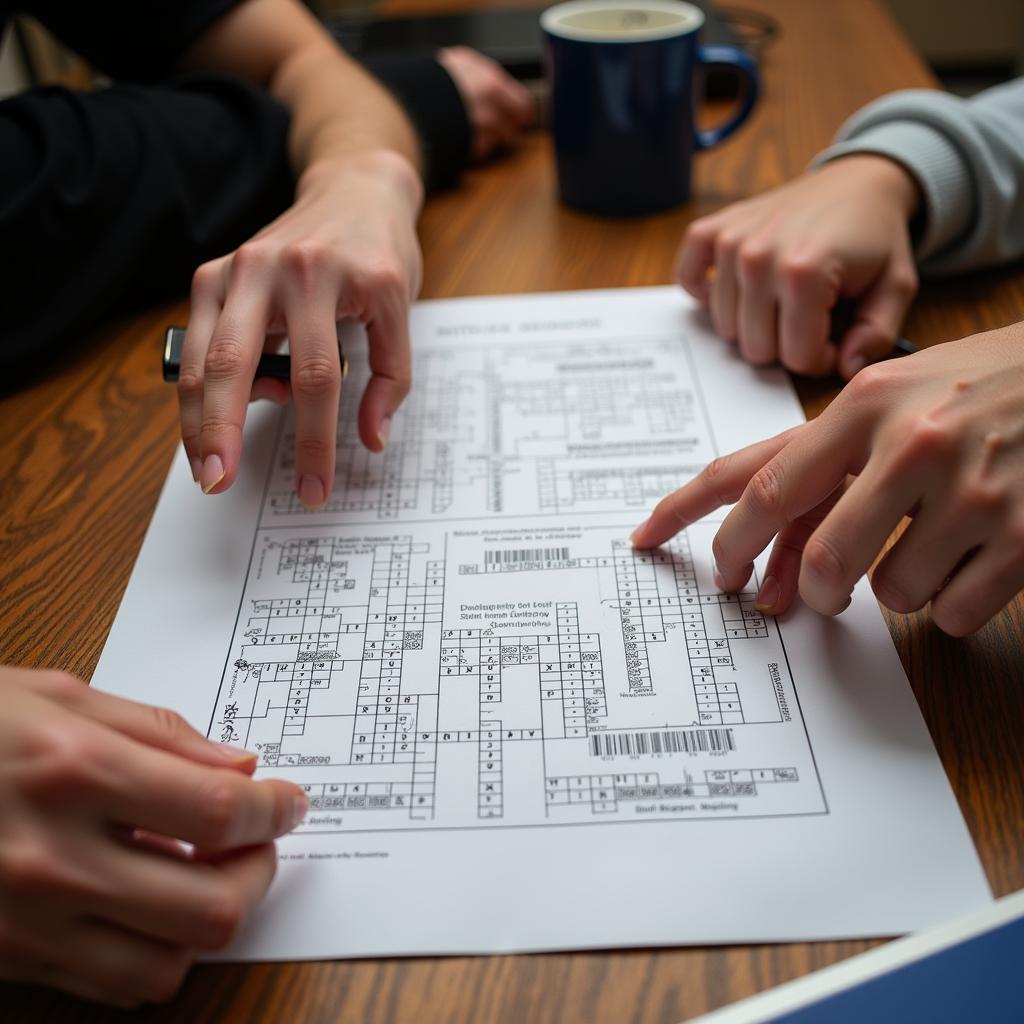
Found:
[181,0,422,181]
[272,37,421,175]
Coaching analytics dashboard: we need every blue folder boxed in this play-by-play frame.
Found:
[691,890,1024,1024]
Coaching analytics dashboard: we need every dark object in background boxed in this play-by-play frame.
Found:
[331,3,778,100]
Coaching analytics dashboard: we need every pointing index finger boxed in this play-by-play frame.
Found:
[105,738,309,850]
[54,682,257,774]
[631,429,801,550]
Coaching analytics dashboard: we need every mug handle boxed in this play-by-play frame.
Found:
[694,45,760,150]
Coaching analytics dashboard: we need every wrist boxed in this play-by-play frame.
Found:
[823,154,921,221]
[297,149,424,214]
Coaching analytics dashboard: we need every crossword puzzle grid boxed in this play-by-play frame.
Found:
[536,463,703,512]
[462,536,770,726]
[544,768,800,813]
[261,338,707,521]
[207,517,803,834]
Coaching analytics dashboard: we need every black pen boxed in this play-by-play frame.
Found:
[162,327,348,383]
[830,299,917,359]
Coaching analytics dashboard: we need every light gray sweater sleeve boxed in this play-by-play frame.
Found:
[813,79,1024,276]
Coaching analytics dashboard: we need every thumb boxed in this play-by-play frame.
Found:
[838,258,917,379]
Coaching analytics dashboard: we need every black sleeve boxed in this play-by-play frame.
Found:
[360,54,471,192]
[22,0,241,81]
[23,0,471,181]
[23,0,472,187]
[0,75,294,382]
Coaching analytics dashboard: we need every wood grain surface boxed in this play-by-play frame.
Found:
[1,1,1022,1021]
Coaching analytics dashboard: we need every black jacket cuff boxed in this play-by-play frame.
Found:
[360,54,471,193]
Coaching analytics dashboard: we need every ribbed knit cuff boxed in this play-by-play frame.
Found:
[359,54,472,194]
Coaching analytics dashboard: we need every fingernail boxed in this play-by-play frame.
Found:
[189,456,202,483]
[713,561,726,591]
[289,793,309,830]
[755,575,780,613]
[377,416,392,450]
[200,454,225,494]
[846,354,867,377]
[207,740,257,765]
[299,475,326,511]
[629,519,649,546]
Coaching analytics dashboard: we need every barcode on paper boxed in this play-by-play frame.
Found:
[590,728,736,757]
[484,548,571,565]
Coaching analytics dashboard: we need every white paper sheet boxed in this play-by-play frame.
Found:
[93,287,990,960]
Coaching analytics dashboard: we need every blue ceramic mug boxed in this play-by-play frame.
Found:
[542,0,759,215]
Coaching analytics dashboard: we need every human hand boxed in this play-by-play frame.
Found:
[179,149,423,509]
[0,667,307,1006]
[438,46,535,161]
[675,154,921,379]
[630,322,1024,635]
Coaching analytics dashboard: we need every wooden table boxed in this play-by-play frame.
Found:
[2,1,1022,1020]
